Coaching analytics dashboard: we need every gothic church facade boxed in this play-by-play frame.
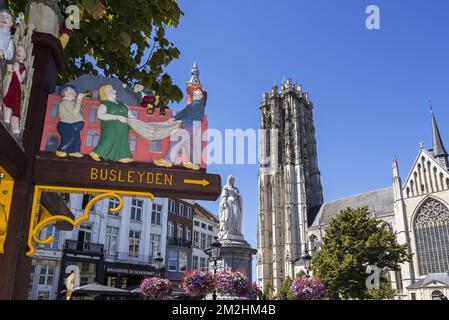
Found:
[257,80,449,300]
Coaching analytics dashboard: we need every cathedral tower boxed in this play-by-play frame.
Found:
[257,79,323,293]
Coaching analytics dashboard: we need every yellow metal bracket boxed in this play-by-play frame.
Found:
[26,185,154,257]
[0,167,14,254]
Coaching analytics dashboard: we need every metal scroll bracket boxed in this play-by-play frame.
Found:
[0,168,15,254]
[26,185,154,257]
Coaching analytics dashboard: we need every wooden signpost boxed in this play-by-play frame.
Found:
[0,17,221,300]
[33,152,221,201]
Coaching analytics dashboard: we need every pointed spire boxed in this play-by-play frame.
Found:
[392,155,403,201]
[189,62,200,84]
[431,112,448,157]
[272,81,278,94]
[393,156,400,178]
[431,108,449,169]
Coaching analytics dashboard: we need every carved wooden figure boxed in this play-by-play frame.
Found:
[56,85,85,158]
[3,46,27,137]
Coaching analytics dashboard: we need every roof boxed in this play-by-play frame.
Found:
[194,203,219,224]
[432,112,448,157]
[407,273,449,289]
[56,75,139,106]
[310,187,394,227]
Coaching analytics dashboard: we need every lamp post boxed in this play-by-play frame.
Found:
[302,250,312,278]
[154,252,165,278]
[295,250,312,278]
[206,236,222,301]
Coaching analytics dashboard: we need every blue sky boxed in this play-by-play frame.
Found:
[164,0,449,258]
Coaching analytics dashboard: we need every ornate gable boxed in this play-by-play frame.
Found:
[403,149,449,199]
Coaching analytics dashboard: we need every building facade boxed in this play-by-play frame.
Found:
[257,80,323,292]
[257,81,449,300]
[306,112,449,300]
[165,199,194,285]
[192,204,219,271]
[28,194,168,300]
[257,79,449,300]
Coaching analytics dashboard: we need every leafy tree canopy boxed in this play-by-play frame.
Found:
[9,0,183,104]
[311,206,412,300]
[366,276,397,300]
[278,276,295,300]
[262,281,273,300]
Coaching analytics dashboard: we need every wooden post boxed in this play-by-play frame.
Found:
[0,32,68,300]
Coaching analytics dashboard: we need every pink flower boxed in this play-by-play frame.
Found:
[139,277,172,298]
[215,270,250,297]
[290,277,326,300]
[181,270,215,296]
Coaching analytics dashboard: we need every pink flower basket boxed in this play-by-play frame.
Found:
[215,270,250,297]
[290,276,327,300]
[139,277,172,299]
[181,270,215,296]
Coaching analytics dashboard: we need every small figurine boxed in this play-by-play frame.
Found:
[0,9,14,65]
[124,83,170,116]
[90,84,135,163]
[174,88,207,123]
[3,46,27,136]
[143,94,159,115]
[56,85,86,158]
[165,88,208,171]
[0,9,15,128]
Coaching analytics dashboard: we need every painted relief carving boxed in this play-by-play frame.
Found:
[40,63,209,171]
[0,10,35,145]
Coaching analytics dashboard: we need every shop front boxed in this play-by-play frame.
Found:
[105,262,157,289]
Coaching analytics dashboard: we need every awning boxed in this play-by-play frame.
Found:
[40,192,75,231]
[63,283,133,298]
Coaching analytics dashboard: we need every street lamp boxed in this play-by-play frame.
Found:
[206,236,222,301]
[154,252,165,277]
[295,250,312,278]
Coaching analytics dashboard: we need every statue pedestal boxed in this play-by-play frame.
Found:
[218,238,257,283]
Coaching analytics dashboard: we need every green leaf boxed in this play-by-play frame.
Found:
[82,0,97,14]
[118,32,131,48]
[12,0,184,103]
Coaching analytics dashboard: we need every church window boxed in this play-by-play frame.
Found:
[406,187,411,198]
[310,235,320,252]
[414,198,449,275]
[413,172,419,195]
[433,167,439,191]
[395,270,403,293]
[427,162,433,192]
[432,290,445,300]
[446,178,449,189]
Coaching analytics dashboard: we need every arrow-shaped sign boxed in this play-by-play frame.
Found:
[184,179,210,187]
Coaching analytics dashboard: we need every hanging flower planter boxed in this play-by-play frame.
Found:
[215,270,250,297]
[251,282,262,300]
[139,277,172,299]
[181,270,215,297]
[290,276,327,300]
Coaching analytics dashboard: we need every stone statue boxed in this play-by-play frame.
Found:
[218,175,243,240]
